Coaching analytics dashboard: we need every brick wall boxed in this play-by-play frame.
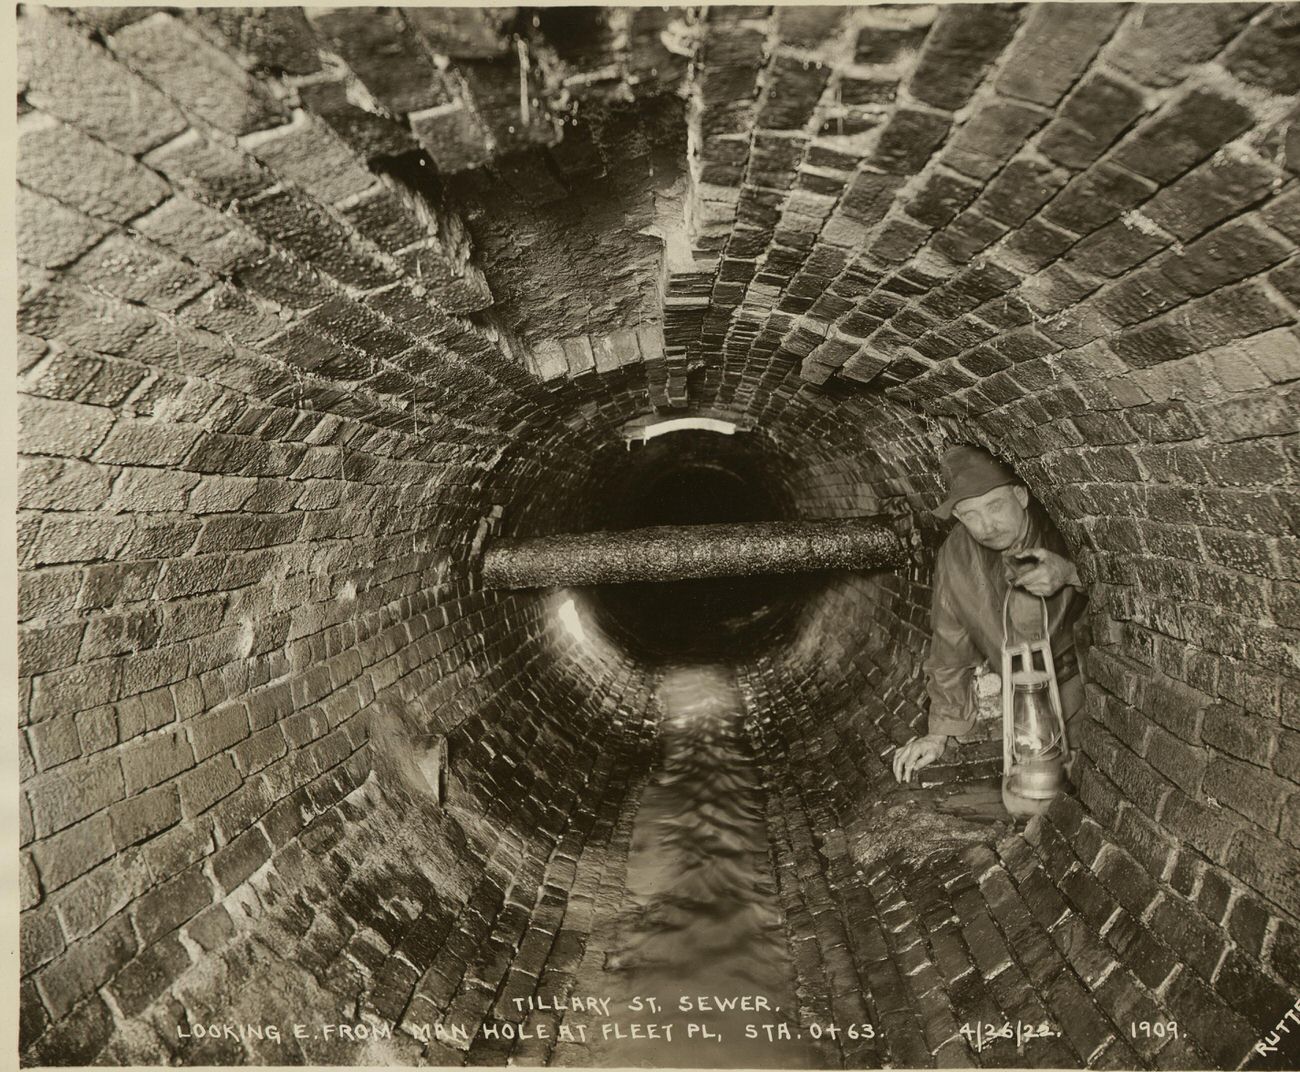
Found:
[17,4,1299,1067]
[15,7,669,1061]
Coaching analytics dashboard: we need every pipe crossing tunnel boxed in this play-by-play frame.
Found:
[14,4,1300,1068]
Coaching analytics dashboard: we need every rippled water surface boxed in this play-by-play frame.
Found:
[573,665,821,1068]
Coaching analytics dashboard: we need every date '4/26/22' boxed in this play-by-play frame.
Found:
[960,1021,1062,1051]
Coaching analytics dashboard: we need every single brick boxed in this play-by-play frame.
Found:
[211,777,273,843]
[131,195,265,275]
[1203,703,1275,766]
[176,755,242,818]
[27,657,123,727]
[34,914,136,1020]
[186,904,237,953]
[339,184,433,258]
[309,7,448,115]
[181,285,283,347]
[18,622,87,678]
[233,187,393,290]
[1221,5,1300,94]
[1145,725,1208,796]
[907,4,1022,111]
[132,866,214,946]
[1094,845,1160,919]
[25,709,84,770]
[1038,69,1150,170]
[142,129,273,209]
[18,569,81,626]
[1146,147,1281,244]
[25,990,116,1065]
[1215,945,1294,1021]
[1205,754,1291,830]
[944,97,1049,180]
[232,726,288,776]
[187,704,252,763]
[108,466,202,514]
[1161,966,1257,1069]
[755,52,829,130]
[20,903,66,975]
[19,395,115,460]
[20,853,40,910]
[30,812,116,892]
[29,514,133,568]
[188,8,322,76]
[76,357,151,409]
[27,754,124,839]
[871,108,951,175]
[995,4,1126,107]
[18,979,48,1055]
[67,233,213,314]
[120,730,196,796]
[18,114,171,227]
[1147,895,1229,983]
[1162,789,1245,864]
[240,108,376,205]
[139,816,214,887]
[1112,86,1255,184]
[1163,218,1291,299]
[104,934,191,1018]
[978,156,1070,227]
[17,186,114,268]
[1042,161,1156,235]
[111,13,288,136]
[109,783,181,849]
[19,457,115,514]
[211,825,272,892]
[1103,3,1258,88]
[19,8,186,153]
[95,420,203,467]
[24,345,111,406]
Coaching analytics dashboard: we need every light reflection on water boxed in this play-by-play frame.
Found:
[573,665,822,1069]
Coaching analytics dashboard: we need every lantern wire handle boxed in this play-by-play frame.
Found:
[1001,585,1050,655]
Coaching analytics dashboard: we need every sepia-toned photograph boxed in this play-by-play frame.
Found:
[13,1,1300,1068]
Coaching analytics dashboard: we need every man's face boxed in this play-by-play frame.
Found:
[951,484,1030,551]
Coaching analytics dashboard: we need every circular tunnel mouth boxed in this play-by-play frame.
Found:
[585,433,820,664]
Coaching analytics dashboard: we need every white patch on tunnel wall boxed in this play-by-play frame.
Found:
[623,416,739,445]
[557,596,586,643]
[545,588,624,678]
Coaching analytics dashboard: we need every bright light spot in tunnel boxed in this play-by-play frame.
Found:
[557,596,586,643]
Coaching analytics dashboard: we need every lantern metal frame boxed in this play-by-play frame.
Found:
[1000,587,1069,813]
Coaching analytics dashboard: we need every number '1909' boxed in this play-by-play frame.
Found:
[1131,1021,1178,1039]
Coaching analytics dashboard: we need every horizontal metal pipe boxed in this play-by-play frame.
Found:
[481,518,906,589]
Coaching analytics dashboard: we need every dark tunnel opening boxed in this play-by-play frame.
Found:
[582,431,819,663]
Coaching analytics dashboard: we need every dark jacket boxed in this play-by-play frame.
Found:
[925,501,1086,739]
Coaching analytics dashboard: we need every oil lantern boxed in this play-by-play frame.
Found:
[1000,589,1068,818]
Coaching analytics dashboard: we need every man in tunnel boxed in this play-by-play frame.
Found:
[893,445,1087,785]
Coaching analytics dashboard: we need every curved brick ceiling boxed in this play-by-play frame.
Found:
[14,4,1300,1068]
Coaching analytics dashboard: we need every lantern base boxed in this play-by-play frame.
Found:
[1002,755,1065,818]
[1001,779,1053,818]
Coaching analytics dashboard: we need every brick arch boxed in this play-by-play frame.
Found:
[16,4,1299,1067]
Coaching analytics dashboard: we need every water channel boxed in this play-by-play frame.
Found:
[563,664,822,1068]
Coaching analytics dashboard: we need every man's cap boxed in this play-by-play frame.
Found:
[932,445,1018,520]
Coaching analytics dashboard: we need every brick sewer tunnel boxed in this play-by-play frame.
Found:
[14,3,1300,1068]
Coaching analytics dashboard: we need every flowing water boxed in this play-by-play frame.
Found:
[569,664,821,1068]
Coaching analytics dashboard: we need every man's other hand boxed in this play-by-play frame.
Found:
[893,734,947,783]
[1005,547,1079,597]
